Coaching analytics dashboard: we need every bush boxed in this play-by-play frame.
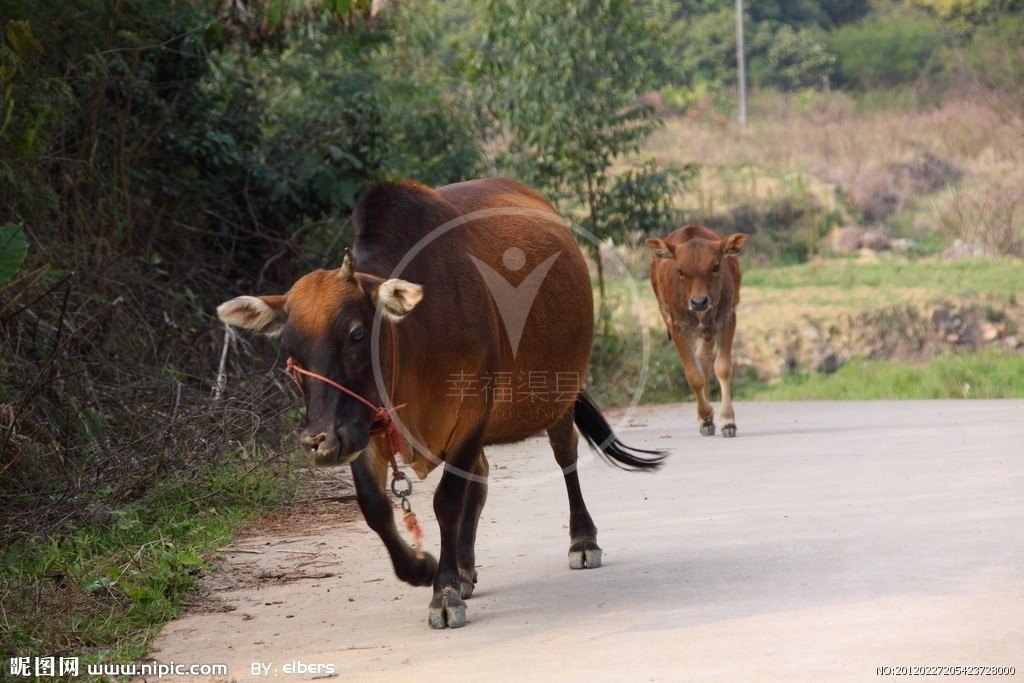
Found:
[826,7,953,89]
[943,180,1024,257]
[959,14,1024,90]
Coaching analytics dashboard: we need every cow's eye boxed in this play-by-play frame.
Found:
[712,263,720,274]
[676,267,685,277]
[350,326,366,342]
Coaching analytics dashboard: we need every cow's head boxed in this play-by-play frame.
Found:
[217,252,423,466]
[646,231,748,313]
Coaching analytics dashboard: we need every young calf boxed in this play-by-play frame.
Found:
[646,226,748,437]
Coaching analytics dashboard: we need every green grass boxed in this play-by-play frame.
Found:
[747,348,1024,400]
[1,449,298,675]
[744,256,1022,301]
[601,346,1024,405]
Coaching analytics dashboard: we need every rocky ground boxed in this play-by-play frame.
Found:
[737,284,1022,378]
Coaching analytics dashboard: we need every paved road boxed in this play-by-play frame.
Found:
[146,401,1024,682]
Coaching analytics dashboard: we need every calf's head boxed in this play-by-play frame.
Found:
[646,231,748,313]
[217,252,423,466]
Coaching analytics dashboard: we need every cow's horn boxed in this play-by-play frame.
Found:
[338,249,356,282]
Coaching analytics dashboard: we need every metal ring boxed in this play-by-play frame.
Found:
[391,472,412,498]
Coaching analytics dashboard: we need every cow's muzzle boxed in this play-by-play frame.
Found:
[690,296,711,312]
[299,426,366,467]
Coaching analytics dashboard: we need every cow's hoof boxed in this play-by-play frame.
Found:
[428,587,467,629]
[459,568,478,600]
[568,539,602,569]
[722,424,737,438]
[700,420,716,436]
[400,552,437,587]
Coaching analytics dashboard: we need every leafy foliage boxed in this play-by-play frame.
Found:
[478,0,686,296]
[762,26,836,90]
[0,222,27,284]
[826,6,951,89]
[907,0,1024,32]
[478,0,661,196]
[594,161,697,243]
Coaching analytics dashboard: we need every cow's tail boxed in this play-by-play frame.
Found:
[573,392,666,471]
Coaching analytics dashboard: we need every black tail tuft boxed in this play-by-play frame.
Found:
[573,392,666,471]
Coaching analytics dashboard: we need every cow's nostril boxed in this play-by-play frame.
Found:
[300,432,327,450]
[690,296,710,311]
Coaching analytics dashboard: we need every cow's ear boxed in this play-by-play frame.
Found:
[369,277,424,322]
[217,295,287,336]
[722,233,749,255]
[645,238,675,259]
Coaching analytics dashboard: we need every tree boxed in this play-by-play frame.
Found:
[765,25,836,90]
[477,0,685,299]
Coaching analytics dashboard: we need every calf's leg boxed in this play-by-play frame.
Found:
[715,319,738,438]
[671,327,715,435]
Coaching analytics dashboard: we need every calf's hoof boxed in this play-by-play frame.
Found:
[722,424,737,438]
[428,586,467,629]
[700,420,716,437]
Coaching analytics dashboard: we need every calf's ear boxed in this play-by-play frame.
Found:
[645,238,675,259]
[217,295,287,336]
[722,233,749,255]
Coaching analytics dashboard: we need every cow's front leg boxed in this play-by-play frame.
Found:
[671,327,714,435]
[428,426,486,629]
[715,318,738,438]
[351,452,436,587]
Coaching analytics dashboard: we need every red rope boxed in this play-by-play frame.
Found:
[403,508,425,559]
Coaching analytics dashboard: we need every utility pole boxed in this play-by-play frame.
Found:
[735,0,747,129]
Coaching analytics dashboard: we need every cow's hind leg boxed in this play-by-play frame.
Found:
[548,409,602,570]
[428,425,486,629]
[456,452,489,599]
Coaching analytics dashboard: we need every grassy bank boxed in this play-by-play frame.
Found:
[749,348,1024,401]
[1,452,298,674]
[744,255,1022,301]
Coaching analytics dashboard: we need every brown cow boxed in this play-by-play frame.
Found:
[218,178,663,629]
[646,226,748,438]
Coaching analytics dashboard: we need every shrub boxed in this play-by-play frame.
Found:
[826,7,952,89]
[847,153,966,223]
[756,26,836,91]
[959,14,1024,90]
[943,180,1024,257]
